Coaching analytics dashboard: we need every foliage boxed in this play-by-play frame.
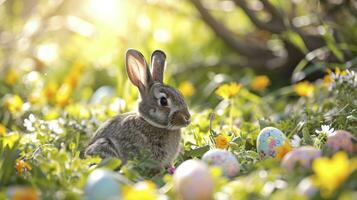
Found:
[0,0,356,199]
[0,60,356,199]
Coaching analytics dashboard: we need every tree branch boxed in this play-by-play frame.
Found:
[233,0,285,33]
[260,0,283,20]
[190,0,275,58]
[172,55,287,75]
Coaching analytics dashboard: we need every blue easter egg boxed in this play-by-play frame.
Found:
[202,149,240,178]
[84,169,122,200]
[257,127,286,158]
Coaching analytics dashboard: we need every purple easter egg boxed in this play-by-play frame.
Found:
[326,130,356,153]
[281,146,321,171]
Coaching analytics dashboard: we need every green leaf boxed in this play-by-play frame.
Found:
[302,127,313,145]
[1,133,20,148]
[322,25,344,62]
[283,30,308,53]
[185,145,210,158]
[97,158,122,170]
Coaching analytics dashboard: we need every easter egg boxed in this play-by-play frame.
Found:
[202,149,240,178]
[297,177,318,197]
[173,160,214,200]
[257,127,286,158]
[7,186,40,200]
[84,169,122,200]
[281,146,321,171]
[326,130,356,153]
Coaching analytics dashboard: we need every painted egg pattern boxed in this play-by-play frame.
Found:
[202,149,240,178]
[257,127,286,158]
[326,130,356,153]
[281,146,321,171]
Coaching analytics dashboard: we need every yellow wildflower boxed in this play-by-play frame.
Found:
[44,81,59,101]
[178,81,195,97]
[123,181,158,200]
[64,73,80,88]
[15,159,32,175]
[44,109,60,120]
[251,75,270,91]
[293,81,314,97]
[5,95,24,113]
[215,134,230,149]
[323,74,332,88]
[335,67,347,76]
[216,82,242,99]
[29,90,44,105]
[56,83,73,107]
[276,140,292,160]
[312,151,356,196]
[73,61,85,74]
[11,186,39,200]
[64,62,84,88]
[5,68,19,85]
[0,123,6,136]
[54,62,84,106]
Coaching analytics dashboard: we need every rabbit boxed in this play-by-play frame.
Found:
[85,49,191,170]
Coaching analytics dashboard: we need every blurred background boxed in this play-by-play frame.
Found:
[0,0,356,108]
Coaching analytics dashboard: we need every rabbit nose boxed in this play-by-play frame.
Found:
[172,110,191,126]
[182,110,191,124]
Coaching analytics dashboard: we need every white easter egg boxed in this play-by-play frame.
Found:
[281,146,321,171]
[326,130,356,153]
[257,127,286,158]
[84,169,122,200]
[202,149,240,178]
[173,160,214,200]
[297,177,318,197]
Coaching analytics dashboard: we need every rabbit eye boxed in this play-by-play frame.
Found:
[159,97,168,106]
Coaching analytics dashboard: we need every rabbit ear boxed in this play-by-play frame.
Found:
[151,50,166,83]
[126,49,152,94]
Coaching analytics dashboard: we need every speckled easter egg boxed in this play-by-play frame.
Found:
[173,160,214,200]
[84,169,122,200]
[326,130,356,153]
[257,127,286,158]
[202,149,240,178]
[281,146,321,171]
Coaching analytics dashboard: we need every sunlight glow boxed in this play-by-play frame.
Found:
[36,43,59,63]
[154,28,171,43]
[66,16,94,37]
[136,14,151,30]
[87,0,125,25]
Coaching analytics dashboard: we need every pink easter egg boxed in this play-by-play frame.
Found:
[173,160,214,200]
[281,146,321,171]
[326,130,356,153]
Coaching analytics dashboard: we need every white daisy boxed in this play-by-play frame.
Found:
[47,120,64,134]
[331,69,357,89]
[290,134,301,148]
[315,124,335,137]
[23,114,36,132]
